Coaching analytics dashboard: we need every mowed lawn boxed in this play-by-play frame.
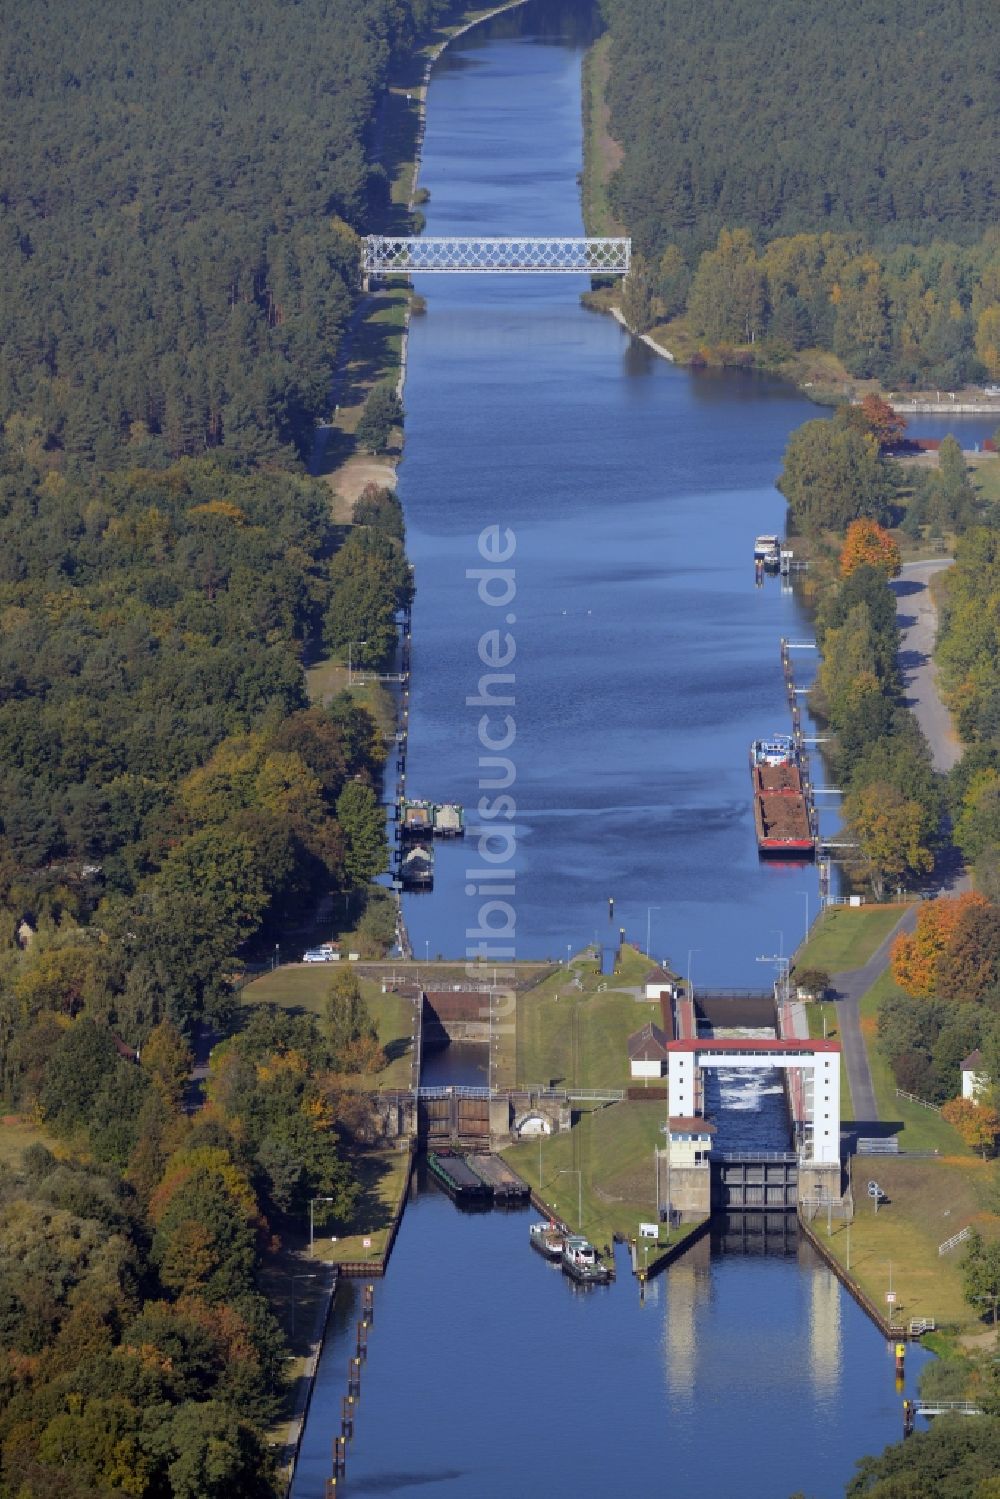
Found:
[515,945,666,1091]
[312,1147,413,1267]
[243,968,416,1090]
[503,1100,670,1252]
[794,903,912,974]
[818,1156,1000,1330]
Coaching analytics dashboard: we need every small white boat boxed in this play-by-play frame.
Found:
[753,534,781,569]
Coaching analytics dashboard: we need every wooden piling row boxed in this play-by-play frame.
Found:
[779,638,820,847]
[325,1285,377,1490]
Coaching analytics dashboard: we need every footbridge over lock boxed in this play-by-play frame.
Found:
[363,234,631,278]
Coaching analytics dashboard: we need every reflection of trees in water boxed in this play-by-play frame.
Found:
[462,0,602,52]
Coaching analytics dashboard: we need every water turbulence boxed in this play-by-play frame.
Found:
[705,1025,790,1153]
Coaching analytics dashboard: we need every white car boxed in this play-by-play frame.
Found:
[302,947,335,963]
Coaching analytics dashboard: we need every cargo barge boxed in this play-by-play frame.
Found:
[427,1151,491,1202]
[465,1153,531,1203]
[750,735,815,860]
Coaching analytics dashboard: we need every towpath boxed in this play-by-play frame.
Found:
[829,904,918,1130]
[891,559,962,773]
[830,559,967,1131]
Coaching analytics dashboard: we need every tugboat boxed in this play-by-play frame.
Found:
[561,1235,611,1284]
[529,1221,566,1261]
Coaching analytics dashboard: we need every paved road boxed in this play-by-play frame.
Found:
[830,904,918,1131]
[891,559,962,772]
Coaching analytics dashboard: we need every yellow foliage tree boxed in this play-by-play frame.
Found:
[891,891,990,998]
[840,518,901,579]
[941,1096,1000,1158]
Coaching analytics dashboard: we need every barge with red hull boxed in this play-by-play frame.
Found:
[751,735,815,860]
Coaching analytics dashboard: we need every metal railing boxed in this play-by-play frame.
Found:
[364,235,631,276]
[857,1137,900,1154]
[912,1399,983,1417]
[714,1152,798,1164]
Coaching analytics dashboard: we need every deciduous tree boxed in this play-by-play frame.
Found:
[840,519,901,579]
[943,1099,1000,1160]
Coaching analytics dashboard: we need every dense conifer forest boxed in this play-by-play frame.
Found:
[602,0,997,255]
[601,0,1000,387]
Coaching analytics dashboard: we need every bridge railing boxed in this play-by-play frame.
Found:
[363,235,631,276]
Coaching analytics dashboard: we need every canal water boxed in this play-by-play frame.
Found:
[398,0,828,980]
[293,4,939,1494]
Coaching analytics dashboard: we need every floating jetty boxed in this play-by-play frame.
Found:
[465,1153,531,1203]
[427,1151,491,1202]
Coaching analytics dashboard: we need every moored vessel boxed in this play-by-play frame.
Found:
[529,1221,566,1261]
[750,736,815,860]
[753,534,781,569]
[560,1235,611,1283]
[400,842,434,888]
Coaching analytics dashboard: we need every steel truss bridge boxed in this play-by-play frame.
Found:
[363,234,631,276]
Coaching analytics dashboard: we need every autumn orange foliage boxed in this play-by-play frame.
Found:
[941,1096,1000,1157]
[890,892,990,998]
[839,518,901,579]
[858,394,907,448]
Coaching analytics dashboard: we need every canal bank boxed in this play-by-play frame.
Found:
[291,4,941,1492]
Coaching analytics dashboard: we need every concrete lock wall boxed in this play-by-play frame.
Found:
[662,1162,711,1221]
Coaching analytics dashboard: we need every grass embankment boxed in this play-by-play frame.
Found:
[581,34,623,238]
[814,1155,1000,1332]
[514,944,665,1091]
[805,1002,855,1121]
[793,903,910,974]
[503,1101,696,1262]
[311,1147,413,1268]
[243,968,416,1091]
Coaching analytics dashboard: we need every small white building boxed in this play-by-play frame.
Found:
[666,1116,717,1166]
[628,1022,670,1079]
[961,1049,990,1101]
[644,966,674,1001]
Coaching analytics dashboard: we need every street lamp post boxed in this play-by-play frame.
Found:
[799,890,810,944]
[310,1196,335,1255]
[646,906,661,960]
[348,639,368,687]
[686,948,700,1001]
[555,1167,582,1230]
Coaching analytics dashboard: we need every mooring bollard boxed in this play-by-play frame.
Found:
[325,1478,339,1497]
[895,1342,906,1377]
[331,1434,347,1477]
